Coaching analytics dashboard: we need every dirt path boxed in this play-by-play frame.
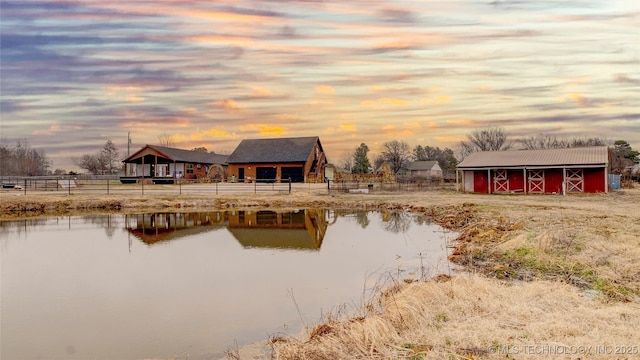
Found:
[2,187,639,359]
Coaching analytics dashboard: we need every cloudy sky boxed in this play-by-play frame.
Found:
[1,0,638,171]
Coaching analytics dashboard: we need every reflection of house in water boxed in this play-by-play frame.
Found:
[227,209,328,250]
[125,212,227,245]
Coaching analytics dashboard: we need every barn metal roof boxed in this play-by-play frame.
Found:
[227,136,323,164]
[457,146,609,169]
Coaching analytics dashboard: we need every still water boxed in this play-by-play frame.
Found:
[1,209,455,360]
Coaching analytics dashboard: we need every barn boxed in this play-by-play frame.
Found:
[456,146,609,194]
[226,136,327,183]
[121,145,229,183]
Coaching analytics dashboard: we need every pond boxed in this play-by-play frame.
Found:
[1,209,456,360]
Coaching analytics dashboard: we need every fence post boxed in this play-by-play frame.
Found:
[141,178,144,195]
[289,178,291,193]
[179,180,182,195]
[216,181,218,195]
[24,179,27,195]
[68,179,71,195]
[107,179,110,195]
[254,179,257,193]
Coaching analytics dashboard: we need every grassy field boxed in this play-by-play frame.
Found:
[2,186,639,359]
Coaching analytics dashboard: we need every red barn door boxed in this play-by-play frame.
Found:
[474,171,489,193]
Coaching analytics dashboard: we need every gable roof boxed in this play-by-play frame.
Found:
[457,146,609,169]
[124,145,229,164]
[405,161,440,171]
[227,136,323,164]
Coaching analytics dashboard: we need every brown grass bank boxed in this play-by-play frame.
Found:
[2,187,639,359]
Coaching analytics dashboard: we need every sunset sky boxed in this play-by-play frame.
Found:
[1,0,638,171]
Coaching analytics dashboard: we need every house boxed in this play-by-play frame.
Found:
[398,161,443,178]
[226,136,327,183]
[227,209,328,250]
[456,146,609,194]
[121,145,229,183]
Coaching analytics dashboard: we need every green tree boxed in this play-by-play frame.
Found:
[413,145,458,175]
[352,143,372,174]
[610,140,639,174]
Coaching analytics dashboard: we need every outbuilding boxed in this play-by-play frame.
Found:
[398,161,443,178]
[226,136,327,183]
[456,146,609,194]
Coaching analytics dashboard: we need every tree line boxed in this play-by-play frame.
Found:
[2,127,638,177]
[341,127,639,177]
[0,140,52,176]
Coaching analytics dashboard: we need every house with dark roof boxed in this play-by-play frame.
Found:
[397,161,443,178]
[226,136,327,183]
[121,145,229,183]
[456,146,609,194]
[227,209,328,250]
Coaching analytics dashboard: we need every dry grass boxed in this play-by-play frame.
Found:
[2,186,639,359]
[272,275,640,359]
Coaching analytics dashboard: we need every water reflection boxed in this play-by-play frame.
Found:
[228,210,327,250]
[1,209,455,360]
[125,212,227,245]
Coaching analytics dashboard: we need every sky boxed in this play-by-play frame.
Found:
[1,0,639,171]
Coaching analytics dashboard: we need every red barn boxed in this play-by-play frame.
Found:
[456,147,609,194]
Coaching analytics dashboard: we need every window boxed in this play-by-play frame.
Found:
[186,164,194,174]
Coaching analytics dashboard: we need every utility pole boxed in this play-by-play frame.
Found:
[127,132,131,157]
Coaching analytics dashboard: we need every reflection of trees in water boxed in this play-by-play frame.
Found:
[81,215,121,237]
[413,215,432,226]
[354,211,370,229]
[0,218,51,239]
[332,209,371,229]
[331,210,429,233]
[381,211,412,234]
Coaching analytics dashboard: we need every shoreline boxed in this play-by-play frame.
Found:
[2,188,639,359]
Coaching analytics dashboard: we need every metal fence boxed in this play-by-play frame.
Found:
[327,179,455,193]
[1,176,457,195]
[0,176,294,195]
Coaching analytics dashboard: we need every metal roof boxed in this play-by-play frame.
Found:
[405,161,440,171]
[457,146,609,169]
[227,136,323,164]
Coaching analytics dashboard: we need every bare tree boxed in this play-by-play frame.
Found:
[101,140,120,175]
[372,154,384,173]
[74,140,120,175]
[460,127,511,159]
[565,136,609,148]
[74,154,101,174]
[0,139,51,176]
[339,150,354,172]
[158,133,175,147]
[380,140,411,174]
[517,133,564,150]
